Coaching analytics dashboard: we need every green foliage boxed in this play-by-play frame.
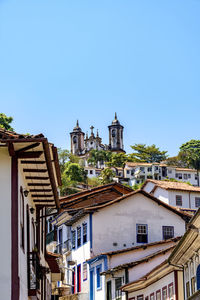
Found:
[165,152,188,168]
[180,140,200,186]
[87,176,101,187]
[106,152,127,169]
[129,144,168,163]
[88,150,112,166]
[162,178,192,185]
[64,162,87,183]
[99,168,115,185]
[0,113,14,131]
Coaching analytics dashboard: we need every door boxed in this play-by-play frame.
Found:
[107,281,112,300]
[90,269,94,300]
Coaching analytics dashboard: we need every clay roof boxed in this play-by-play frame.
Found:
[88,237,181,260]
[65,190,191,225]
[101,245,175,275]
[60,182,133,210]
[143,179,200,192]
[125,162,159,167]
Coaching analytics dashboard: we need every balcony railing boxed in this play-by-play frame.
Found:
[46,230,57,245]
[28,251,40,294]
[56,239,72,254]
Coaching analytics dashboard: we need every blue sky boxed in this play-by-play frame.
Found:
[0,0,200,156]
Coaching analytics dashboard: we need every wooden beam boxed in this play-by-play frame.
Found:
[33,200,55,202]
[31,194,53,198]
[17,151,43,159]
[21,160,46,164]
[35,204,55,207]
[25,176,49,180]
[7,142,15,156]
[29,189,52,193]
[23,169,47,173]
[27,183,51,186]
[16,142,40,153]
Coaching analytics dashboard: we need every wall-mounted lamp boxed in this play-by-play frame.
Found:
[30,207,35,214]
[23,189,29,197]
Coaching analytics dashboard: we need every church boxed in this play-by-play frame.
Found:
[70,113,125,156]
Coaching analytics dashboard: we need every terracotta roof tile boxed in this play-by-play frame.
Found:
[143,179,200,192]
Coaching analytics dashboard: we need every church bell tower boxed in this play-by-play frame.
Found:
[108,113,125,152]
[70,120,85,155]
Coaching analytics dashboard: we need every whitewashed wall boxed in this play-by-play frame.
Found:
[92,193,186,255]
[0,148,11,300]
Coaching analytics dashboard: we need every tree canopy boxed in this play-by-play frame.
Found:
[180,140,200,186]
[0,113,14,131]
[99,168,115,185]
[129,144,168,163]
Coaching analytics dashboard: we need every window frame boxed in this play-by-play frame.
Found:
[136,224,148,244]
[77,226,81,248]
[195,197,200,208]
[150,293,155,300]
[162,286,167,300]
[82,222,87,244]
[162,226,174,240]
[156,290,161,300]
[168,282,174,299]
[83,263,87,281]
[176,195,182,206]
[96,264,102,290]
[72,230,76,249]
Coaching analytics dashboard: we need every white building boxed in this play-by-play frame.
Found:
[53,189,190,299]
[142,179,200,210]
[169,208,200,299]
[0,128,61,300]
[124,162,200,187]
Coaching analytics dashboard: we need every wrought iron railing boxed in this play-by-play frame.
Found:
[27,251,40,292]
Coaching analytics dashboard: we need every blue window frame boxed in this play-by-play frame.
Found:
[197,264,200,290]
[77,226,81,248]
[96,264,102,290]
[72,230,76,249]
[136,224,148,243]
[83,223,87,244]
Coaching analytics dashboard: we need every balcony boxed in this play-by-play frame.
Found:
[56,239,72,254]
[28,251,40,296]
[46,230,57,245]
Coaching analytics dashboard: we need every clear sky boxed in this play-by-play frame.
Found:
[0,0,200,156]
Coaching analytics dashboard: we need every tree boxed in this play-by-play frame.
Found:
[88,150,112,167]
[180,140,200,186]
[129,144,168,163]
[106,152,127,176]
[64,162,87,183]
[99,168,115,185]
[0,113,14,131]
[165,152,188,168]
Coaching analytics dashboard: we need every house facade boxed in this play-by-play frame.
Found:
[0,128,61,300]
[142,179,200,210]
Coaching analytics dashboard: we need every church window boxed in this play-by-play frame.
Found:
[112,129,116,137]
[73,136,77,143]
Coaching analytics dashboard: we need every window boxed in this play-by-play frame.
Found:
[20,187,25,250]
[195,174,198,180]
[184,174,188,179]
[195,197,200,208]
[90,170,93,174]
[73,136,77,143]
[162,287,167,300]
[137,296,144,300]
[191,277,196,294]
[112,129,116,137]
[140,167,145,172]
[77,227,81,247]
[186,281,190,298]
[137,224,148,243]
[163,226,174,240]
[168,169,172,174]
[156,290,161,300]
[168,283,174,299]
[127,170,130,174]
[147,167,152,172]
[188,174,191,178]
[96,265,102,290]
[196,264,200,290]
[115,278,122,300]
[176,195,182,206]
[150,294,154,300]
[72,230,76,249]
[83,223,87,244]
[83,263,87,281]
[175,173,182,179]
[72,267,76,294]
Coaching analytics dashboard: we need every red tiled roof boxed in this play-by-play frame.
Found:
[143,179,200,192]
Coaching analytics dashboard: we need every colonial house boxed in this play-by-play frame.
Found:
[88,237,181,300]
[51,187,190,300]
[142,179,200,210]
[124,163,200,187]
[0,128,61,300]
[169,208,200,300]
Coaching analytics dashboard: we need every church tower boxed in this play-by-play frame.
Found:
[108,113,125,152]
[70,120,85,155]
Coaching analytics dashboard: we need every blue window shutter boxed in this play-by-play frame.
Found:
[197,264,200,290]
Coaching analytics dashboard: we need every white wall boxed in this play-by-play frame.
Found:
[153,187,169,204]
[143,182,156,194]
[92,193,186,255]
[128,271,175,300]
[0,148,11,300]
